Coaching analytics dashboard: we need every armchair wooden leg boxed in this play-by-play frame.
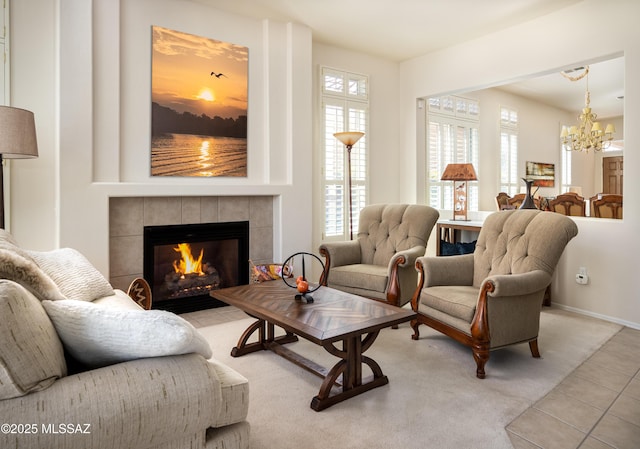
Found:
[529,339,541,358]
[472,344,489,379]
[410,319,420,340]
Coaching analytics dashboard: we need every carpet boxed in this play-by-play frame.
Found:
[197,308,621,449]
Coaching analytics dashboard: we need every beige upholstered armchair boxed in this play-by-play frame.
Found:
[411,209,578,378]
[319,204,439,307]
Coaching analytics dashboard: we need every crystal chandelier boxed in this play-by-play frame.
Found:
[560,66,615,152]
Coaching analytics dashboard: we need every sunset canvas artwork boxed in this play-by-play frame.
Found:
[151,26,248,177]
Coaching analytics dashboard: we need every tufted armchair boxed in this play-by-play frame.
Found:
[411,209,578,378]
[319,204,439,307]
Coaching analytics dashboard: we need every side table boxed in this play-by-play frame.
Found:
[436,220,483,256]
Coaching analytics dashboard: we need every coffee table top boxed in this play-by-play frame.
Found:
[211,282,416,344]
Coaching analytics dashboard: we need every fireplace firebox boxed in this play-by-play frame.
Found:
[143,221,249,314]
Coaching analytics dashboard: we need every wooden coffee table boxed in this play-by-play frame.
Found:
[211,282,416,411]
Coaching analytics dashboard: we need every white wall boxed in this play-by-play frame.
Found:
[399,0,640,328]
[11,0,314,275]
[9,0,57,249]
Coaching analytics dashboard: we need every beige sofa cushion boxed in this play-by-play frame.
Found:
[0,280,67,400]
[208,357,250,427]
[28,248,115,301]
[0,235,64,301]
[43,299,212,368]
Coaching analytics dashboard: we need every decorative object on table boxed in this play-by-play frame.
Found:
[519,178,539,210]
[440,163,478,221]
[281,252,325,303]
[249,260,293,283]
[127,277,153,310]
[560,65,615,152]
[0,106,39,229]
[333,131,365,240]
[525,161,554,187]
[151,26,248,177]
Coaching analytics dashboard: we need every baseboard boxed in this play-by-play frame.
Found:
[551,303,640,330]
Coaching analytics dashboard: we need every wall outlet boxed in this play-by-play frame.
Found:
[576,267,589,285]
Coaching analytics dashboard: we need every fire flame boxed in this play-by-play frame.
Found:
[173,243,204,276]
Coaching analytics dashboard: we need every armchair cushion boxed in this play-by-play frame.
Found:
[328,264,388,293]
[42,299,212,368]
[421,285,478,322]
[0,280,67,400]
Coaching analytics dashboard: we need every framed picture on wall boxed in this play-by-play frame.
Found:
[525,161,555,187]
[150,26,248,177]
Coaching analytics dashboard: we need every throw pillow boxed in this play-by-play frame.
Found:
[0,247,65,301]
[42,299,213,368]
[28,248,114,302]
[0,280,67,400]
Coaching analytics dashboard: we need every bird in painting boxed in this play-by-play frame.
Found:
[210,71,228,78]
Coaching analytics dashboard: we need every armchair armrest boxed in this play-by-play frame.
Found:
[416,253,474,287]
[386,246,426,307]
[319,240,361,267]
[485,270,551,297]
[388,245,424,273]
[319,240,361,285]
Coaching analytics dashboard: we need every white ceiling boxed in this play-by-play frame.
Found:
[192,0,624,118]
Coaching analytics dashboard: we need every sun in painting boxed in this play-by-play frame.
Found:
[197,88,215,102]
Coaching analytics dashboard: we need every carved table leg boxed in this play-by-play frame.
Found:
[311,331,388,411]
[230,319,298,357]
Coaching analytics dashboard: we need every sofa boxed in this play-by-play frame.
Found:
[0,230,249,449]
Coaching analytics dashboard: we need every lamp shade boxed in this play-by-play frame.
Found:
[0,106,39,159]
[334,131,364,147]
[440,163,477,181]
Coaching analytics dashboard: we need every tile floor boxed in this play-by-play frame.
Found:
[183,306,640,449]
[506,326,640,449]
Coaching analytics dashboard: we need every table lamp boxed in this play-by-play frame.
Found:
[441,163,477,221]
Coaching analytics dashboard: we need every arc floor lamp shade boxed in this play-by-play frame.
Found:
[334,131,364,240]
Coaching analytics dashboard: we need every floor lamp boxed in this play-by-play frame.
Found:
[333,131,364,240]
[0,106,39,229]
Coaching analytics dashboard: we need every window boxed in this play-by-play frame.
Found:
[426,95,479,211]
[321,67,369,240]
[500,107,519,195]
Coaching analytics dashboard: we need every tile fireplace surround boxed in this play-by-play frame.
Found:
[109,196,274,294]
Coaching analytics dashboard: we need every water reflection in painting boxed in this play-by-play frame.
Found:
[151,133,247,177]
